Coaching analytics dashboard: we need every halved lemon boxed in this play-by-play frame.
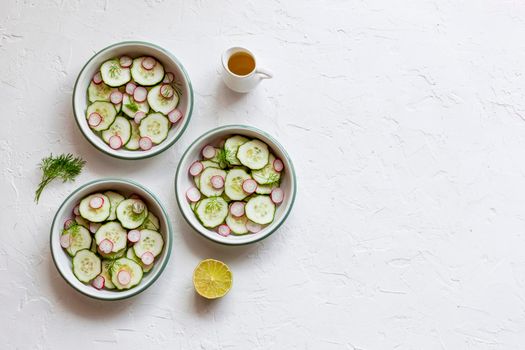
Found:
[193,259,233,299]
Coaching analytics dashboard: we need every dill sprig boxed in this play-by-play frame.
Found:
[35,153,86,203]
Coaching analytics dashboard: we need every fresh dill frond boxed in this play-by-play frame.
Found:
[35,153,86,203]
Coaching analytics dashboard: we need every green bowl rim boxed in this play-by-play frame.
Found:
[49,177,173,300]
[72,40,194,160]
[174,124,297,246]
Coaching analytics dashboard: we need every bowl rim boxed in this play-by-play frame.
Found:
[49,177,173,300]
[174,124,297,246]
[72,40,194,160]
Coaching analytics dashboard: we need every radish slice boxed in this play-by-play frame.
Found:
[88,112,102,127]
[211,175,224,189]
[110,91,123,104]
[242,179,257,194]
[142,57,157,70]
[129,193,142,200]
[63,218,75,230]
[72,205,80,216]
[230,202,245,217]
[141,252,154,265]
[117,270,131,285]
[133,86,147,102]
[202,145,216,159]
[134,111,146,124]
[168,109,183,124]
[139,137,153,150]
[99,239,113,254]
[189,161,203,176]
[160,84,174,99]
[89,196,104,209]
[92,275,105,290]
[186,187,201,202]
[89,222,101,233]
[127,229,141,243]
[273,158,284,172]
[217,224,231,237]
[109,135,123,150]
[119,56,132,68]
[125,82,137,95]
[60,234,71,248]
[92,72,102,84]
[270,188,284,204]
[163,72,175,83]
[247,220,262,233]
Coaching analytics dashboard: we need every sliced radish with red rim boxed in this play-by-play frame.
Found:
[125,82,137,95]
[139,137,153,150]
[119,56,132,68]
[133,86,147,102]
[92,275,105,290]
[230,202,245,217]
[270,188,284,204]
[189,161,203,176]
[72,205,80,216]
[63,218,75,230]
[168,109,183,124]
[210,175,224,189]
[88,112,102,127]
[217,224,231,237]
[127,230,141,243]
[110,91,123,104]
[99,239,113,254]
[89,196,104,209]
[202,145,216,159]
[92,72,102,84]
[246,221,262,233]
[160,84,174,99]
[141,252,154,265]
[134,111,146,124]
[60,234,71,248]
[141,57,156,70]
[242,179,257,194]
[186,187,201,202]
[163,72,175,83]
[109,135,123,149]
[89,222,101,233]
[273,158,284,172]
[117,270,131,285]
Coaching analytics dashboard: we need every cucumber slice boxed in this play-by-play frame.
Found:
[130,57,165,86]
[94,221,128,253]
[101,116,132,145]
[226,213,249,235]
[79,193,111,222]
[194,160,219,189]
[110,258,143,290]
[100,260,116,289]
[126,248,154,273]
[138,113,170,144]
[124,120,140,150]
[104,191,125,221]
[86,101,117,132]
[252,154,281,185]
[147,84,179,114]
[222,192,232,203]
[63,225,91,256]
[139,211,160,230]
[133,229,164,258]
[99,247,126,260]
[72,249,101,283]
[100,59,131,87]
[199,167,227,197]
[194,197,229,228]
[237,139,270,170]
[224,168,252,200]
[255,181,279,195]
[88,81,117,102]
[74,215,89,228]
[90,238,97,253]
[122,93,150,118]
[245,195,276,225]
[116,198,148,229]
[224,135,249,165]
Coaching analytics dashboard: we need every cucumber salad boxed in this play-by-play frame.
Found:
[86,55,184,151]
[186,136,286,236]
[60,191,164,290]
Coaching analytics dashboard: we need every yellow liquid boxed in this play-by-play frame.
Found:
[228,52,255,76]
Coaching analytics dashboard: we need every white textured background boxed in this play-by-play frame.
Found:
[2,0,525,349]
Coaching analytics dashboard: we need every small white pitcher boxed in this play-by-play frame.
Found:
[221,47,273,93]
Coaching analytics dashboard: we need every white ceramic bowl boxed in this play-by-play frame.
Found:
[50,178,173,300]
[72,41,193,159]
[175,125,297,245]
